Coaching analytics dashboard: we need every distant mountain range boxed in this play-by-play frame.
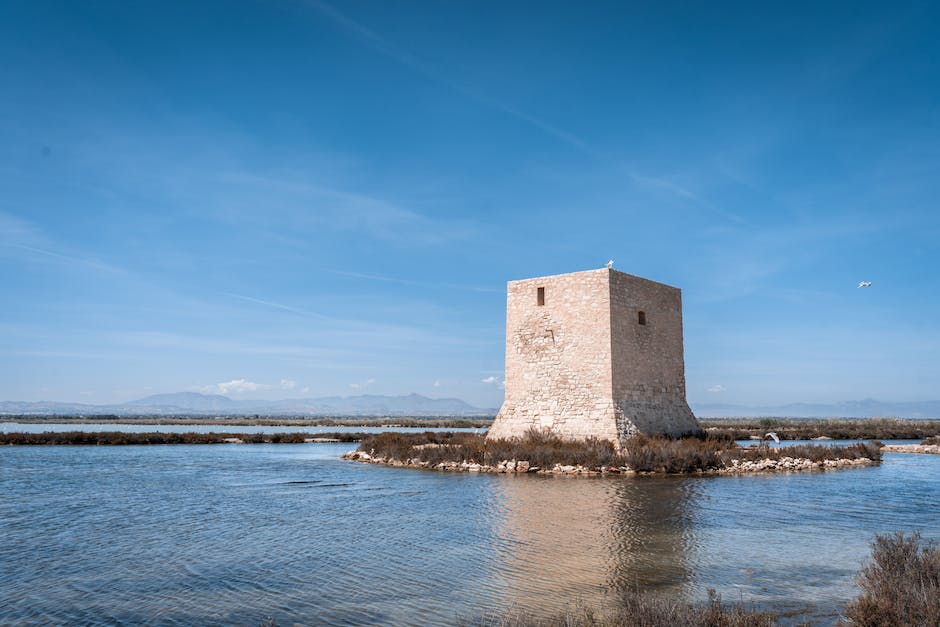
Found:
[0,392,496,417]
[691,398,940,419]
[2,392,939,419]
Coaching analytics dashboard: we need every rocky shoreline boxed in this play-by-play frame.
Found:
[341,450,877,475]
[881,443,940,454]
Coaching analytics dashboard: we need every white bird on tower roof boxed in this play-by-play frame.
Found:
[858,281,872,288]
[606,260,614,269]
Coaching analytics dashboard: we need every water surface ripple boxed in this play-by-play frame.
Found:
[1,443,938,625]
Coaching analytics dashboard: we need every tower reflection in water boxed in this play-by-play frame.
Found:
[488,475,699,618]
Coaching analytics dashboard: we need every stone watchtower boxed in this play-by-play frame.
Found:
[487,267,699,446]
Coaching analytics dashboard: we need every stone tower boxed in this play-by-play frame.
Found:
[487,267,699,446]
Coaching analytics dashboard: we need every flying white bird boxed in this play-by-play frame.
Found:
[606,260,614,269]
[765,432,780,444]
[857,281,872,288]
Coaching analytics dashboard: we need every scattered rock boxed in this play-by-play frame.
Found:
[341,451,877,475]
[881,444,940,455]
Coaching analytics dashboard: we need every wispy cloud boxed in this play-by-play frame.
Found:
[706,384,726,393]
[326,269,500,293]
[0,212,127,275]
[0,212,38,238]
[221,292,332,319]
[626,170,747,225]
[215,172,428,240]
[5,243,126,274]
[305,0,592,155]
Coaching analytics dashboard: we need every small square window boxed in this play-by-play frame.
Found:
[638,311,647,325]
[537,286,545,306]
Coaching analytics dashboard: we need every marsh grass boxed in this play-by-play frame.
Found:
[484,430,620,468]
[843,532,940,626]
[731,441,882,463]
[357,431,881,472]
[621,434,728,473]
[702,418,940,441]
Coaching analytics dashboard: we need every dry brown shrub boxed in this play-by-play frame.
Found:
[844,531,940,627]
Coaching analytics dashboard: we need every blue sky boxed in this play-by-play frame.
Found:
[1,0,939,408]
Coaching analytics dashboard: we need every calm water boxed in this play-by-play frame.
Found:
[1,443,938,626]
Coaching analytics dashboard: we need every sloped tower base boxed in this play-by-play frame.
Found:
[488,398,699,447]
[487,268,700,447]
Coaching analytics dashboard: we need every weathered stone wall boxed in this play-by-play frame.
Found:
[609,271,699,440]
[488,267,699,445]
[487,269,618,442]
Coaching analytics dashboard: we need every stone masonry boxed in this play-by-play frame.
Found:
[487,267,700,447]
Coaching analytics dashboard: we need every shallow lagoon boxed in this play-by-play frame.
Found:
[1,442,938,625]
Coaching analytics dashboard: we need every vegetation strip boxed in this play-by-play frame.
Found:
[7,415,940,440]
[0,431,368,445]
[700,417,940,441]
[344,431,881,475]
[0,414,492,428]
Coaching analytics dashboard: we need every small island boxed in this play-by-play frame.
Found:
[342,430,883,476]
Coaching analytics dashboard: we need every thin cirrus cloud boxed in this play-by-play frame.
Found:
[304,0,592,155]
[212,172,433,241]
[707,385,727,393]
[221,292,333,320]
[0,211,127,276]
[303,0,750,222]
[38,132,462,249]
[326,269,500,293]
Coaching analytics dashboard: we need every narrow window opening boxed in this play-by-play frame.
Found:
[537,286,545,306]
[638,311,647,325]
